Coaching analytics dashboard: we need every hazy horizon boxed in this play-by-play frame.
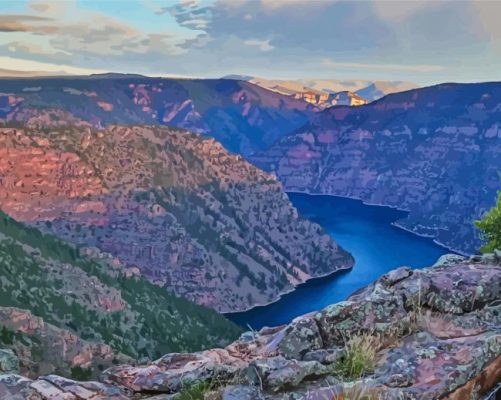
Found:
[0,0,500,86]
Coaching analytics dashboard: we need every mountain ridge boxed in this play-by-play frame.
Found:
[0,76,317,156]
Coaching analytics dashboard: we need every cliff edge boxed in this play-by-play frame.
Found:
[1,251,499,399]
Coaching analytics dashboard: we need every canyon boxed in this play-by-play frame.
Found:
[0,75,499,399]
[0,76,497,254]
[252,82,501,254]
[0,124,352,313]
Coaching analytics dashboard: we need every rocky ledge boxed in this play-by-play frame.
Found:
[1,252,500,399]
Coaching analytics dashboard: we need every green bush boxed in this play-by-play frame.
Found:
[70,366,92,381]
[0,326,14,345]
[476,191,501,253]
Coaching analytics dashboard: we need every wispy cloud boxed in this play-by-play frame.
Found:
[321,59,445,73]
[0,55,106,74]
[0,0,498,83]
[244,39,274,52]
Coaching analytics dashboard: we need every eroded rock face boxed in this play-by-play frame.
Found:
[0,125,352,313]
[3,253,497,399]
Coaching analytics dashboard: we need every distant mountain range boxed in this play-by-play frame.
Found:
[223,75,418,106]
[251,82,501,254]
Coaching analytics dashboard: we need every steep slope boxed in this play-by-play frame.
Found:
[0,75,315,156]
[3,252,500,399]
[0,306,131,380]
[0,124,353,312]
[252,82,501,254]
[0,210,241,374]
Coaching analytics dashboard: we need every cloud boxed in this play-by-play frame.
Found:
[0,15,55,33]
[321,59,445,73]
[0,0,499,84]
[244,39,274,52]
[171,0,396,54]
[0,55,106,75]
[0,4,188,66]
[163,0,211,30]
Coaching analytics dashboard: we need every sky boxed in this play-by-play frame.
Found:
[0,0,500,85]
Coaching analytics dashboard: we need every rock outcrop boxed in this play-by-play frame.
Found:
[252,82,501,254]
[0,125,352,313]
[2,253,499,399]
[0,307,130,379]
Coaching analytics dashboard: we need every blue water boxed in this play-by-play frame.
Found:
[227,193,451,329]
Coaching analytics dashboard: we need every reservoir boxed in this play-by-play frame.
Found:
[227,193,451,329]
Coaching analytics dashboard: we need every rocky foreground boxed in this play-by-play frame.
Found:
[1,252,500,399]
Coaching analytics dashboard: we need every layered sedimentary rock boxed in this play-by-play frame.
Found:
[2,252,499,399]
[252,82,501,254]
[0,125,352,313]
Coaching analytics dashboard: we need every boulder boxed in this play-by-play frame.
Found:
[247,356,329,392]
[278,316,323,359]
[222,385,261,400]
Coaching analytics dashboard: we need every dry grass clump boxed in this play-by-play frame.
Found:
[335,332,379,379]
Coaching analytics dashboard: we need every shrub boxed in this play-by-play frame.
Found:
[475,190,501,253]
[70,366,92,381]
[0,326,14,345]
[174,381,212,400]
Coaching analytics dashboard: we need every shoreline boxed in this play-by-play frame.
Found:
[284,189,468,256]
[225,191,463,320]
[223,254,354,316]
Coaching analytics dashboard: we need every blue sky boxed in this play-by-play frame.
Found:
[0,0,500,85]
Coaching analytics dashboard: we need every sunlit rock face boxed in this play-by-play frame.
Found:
[252,82,501,254]
[0,124,352,313]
